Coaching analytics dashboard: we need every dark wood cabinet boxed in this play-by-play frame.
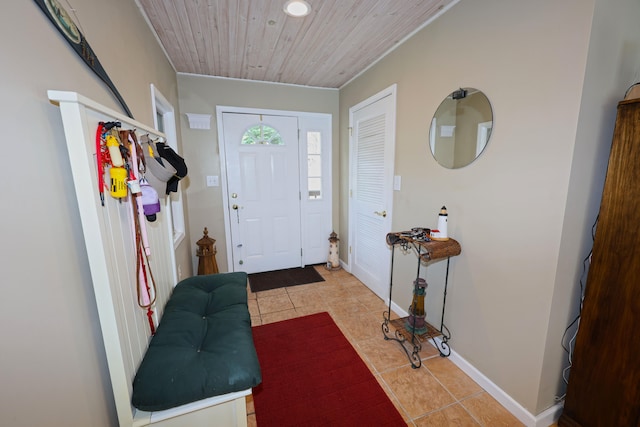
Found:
[559,98,640,427]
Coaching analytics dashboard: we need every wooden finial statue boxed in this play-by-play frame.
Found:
[196,227,219,275]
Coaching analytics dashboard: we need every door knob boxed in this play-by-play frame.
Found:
[374,210,387,218]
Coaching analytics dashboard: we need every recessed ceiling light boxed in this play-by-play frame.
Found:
[284,0,311,17]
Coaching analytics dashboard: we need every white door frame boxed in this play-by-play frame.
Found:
[150,84,181,285]
[216,105,332,272]
[348,84,396,300]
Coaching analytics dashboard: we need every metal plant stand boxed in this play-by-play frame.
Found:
[382,232,461,368]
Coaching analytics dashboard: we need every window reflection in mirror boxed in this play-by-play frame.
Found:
[429,88,493,169]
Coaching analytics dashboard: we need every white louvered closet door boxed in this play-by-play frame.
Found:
[349,88,396,300]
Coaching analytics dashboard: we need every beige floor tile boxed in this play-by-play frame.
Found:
[351,342,377,375]
[247,299,259,317]
[319,267,351,279]
[460,392,525,426]
[382,365,456,418]
[340,278,363,289]
[250,316,262,327]
[287,289,324,309]
[331,316,357,343]
[313,267,332,278]
[374,374,414,424]
[326,297,370,317]
[316,279,336,289]
[285,282,322,294]
[413,404,480,427]
[256,293,294,314]
[254,287,287,298]
[316,283,353,302]
[419,343,441,359]
[246,394,257,427]
[245,394,254,414]
[247,285,256,300]
[359,292,390,313]
[357,335,413,372]
[260,308,298,324]
[293,306,326,317]
[424,356,482,399]
[332,310,382,342]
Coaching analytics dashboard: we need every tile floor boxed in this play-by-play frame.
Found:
[245,265,527,426]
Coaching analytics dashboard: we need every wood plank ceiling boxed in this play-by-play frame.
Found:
[137,0,457,88]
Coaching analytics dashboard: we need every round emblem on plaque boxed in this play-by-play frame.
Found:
[45,0,81,44]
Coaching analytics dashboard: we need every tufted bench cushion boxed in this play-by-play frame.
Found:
[131,272,262,411]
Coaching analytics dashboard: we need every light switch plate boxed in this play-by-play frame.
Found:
[393,175,401,191]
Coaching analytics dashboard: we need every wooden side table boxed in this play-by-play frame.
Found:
[382,232,461,368]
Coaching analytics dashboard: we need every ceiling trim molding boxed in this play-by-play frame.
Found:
[177,72,339,91]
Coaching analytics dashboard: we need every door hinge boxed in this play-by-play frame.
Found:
[349,246,352,254]
[301,248,303,256]
[349,127,353,137]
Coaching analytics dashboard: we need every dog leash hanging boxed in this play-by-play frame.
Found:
[125,131,151,256]
[133,197,157,335]
[124,130,157,334]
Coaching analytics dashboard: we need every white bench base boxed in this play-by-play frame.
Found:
[132,389,251,427]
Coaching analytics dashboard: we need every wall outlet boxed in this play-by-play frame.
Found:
[206,175,219,187]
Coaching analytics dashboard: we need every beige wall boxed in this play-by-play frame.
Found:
[177,74,339,273]
[1,1,179,425]
[340,0,640,416]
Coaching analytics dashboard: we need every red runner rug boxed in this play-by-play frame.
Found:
[251,312,406,426]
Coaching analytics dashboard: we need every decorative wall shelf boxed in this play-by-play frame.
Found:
[185,113,211,130]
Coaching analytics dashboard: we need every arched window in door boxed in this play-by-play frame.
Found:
[241,124,284,145]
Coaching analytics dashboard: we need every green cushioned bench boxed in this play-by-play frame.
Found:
[132,272,262,412]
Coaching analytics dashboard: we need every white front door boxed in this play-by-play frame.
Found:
[222,112,302,274]
[349,85,396,300]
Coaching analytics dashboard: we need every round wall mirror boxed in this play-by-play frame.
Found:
[429,88,493,169]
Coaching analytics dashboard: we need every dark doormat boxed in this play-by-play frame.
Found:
[248,265,325,293]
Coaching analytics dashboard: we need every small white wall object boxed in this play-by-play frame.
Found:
[440,125,455,137]
[185,113,212,130]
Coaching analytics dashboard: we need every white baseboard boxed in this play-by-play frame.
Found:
[433,336,562,427]
[389,300,406,318]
